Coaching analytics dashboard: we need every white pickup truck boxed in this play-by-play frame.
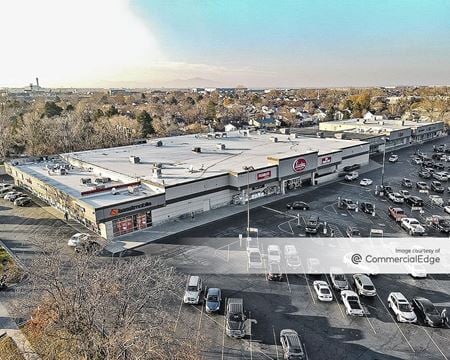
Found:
[400,218,426,236]
[341,290,364,316]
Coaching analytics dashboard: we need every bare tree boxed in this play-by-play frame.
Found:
[13,239,203,360]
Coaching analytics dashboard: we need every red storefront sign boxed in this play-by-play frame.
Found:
[321,156,332,164]
[292,158,307,173]
[257,170,272,180]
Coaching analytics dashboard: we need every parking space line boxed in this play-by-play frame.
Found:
[262,205,297,219]
[375,294,415,353]
[302,267,316,305]
[221,315,226,360]
[249,310,253,360]
[363,312,377,335]
[324,275,346,320]
[422,327,449,360]
[272,326,279,360]
[196,301,204,347]
[285,272,292,293]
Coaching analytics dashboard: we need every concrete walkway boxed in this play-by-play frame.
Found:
[105,159,382,253]
[0,301,40,360]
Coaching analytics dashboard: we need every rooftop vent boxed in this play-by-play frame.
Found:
[128,186,139,194]
[129,156,141,164]
[152,167,162,179]
[270,136,278,143]
[155,140,163,147]
[216,143,226,150]
[192,147,201,153]
[111,187,119,195]
[80,177,91,185]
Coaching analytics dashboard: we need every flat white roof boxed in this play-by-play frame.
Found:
[65,132,367,186]
[15,162,162,208]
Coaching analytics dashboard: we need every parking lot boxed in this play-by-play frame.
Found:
[1,137,449,359]
[144,137,450,359]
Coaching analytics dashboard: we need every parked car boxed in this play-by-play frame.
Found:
[341,290,364,316]
[431,181,445,193]
[433,172,448,181]
[345,226,361,238]
[267,245,281,263]
[345,171,359,181]
[401,218,426,236]
[330,270,349,291]
[359,178,373,186]
[405,195,424,208]
[247,250,264,269]
[205,288,221,314]
[412,297,445,327]
[225,298,246,338]
[388,292,417,323]
[4,191,23,201]
[429,195,444,206]
[360,202,374,214]
[434,163,445,170]
[280,329,306,360]
[388,207,406,222]
[382,185,393,195]
[266,262,283,281]
[67,233,90,247]
[313,281,333,302]
[412,157,422,165]
[436,218,450,233]
[286,201,309,210]
[418,170,432,179]
[388,154,399,163]
[0,185,13,195]
[339,198,357,210]
[388,192,404,204]
[343,164,360,172]
[399,190,410,198]
[416,182,429,190]
[183,275,203,305]
[401,178,413,188]
[305,215,320,234]
[445,205,450,214]
[353,274,377,297]
[284,245,301,271]
[13,196,32,206]
[246,237,259,254]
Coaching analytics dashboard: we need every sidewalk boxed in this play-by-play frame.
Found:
[105,160,382,253]
[0,301,40,360]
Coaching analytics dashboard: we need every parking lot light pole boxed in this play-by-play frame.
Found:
[243,166,255,239]
[381,137,388,186]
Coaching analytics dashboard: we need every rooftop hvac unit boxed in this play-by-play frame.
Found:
[152,167,162,179]
[290,133,299,140]
[192,147,201,153]
[155,140,163,147]
[80,177,91,185]
[128,186,139,194]
[56,168,67,175]
[95,184,105,190]
[241,130,250,136]
[216,143,226,150]
[271,137,278,143]
[129,156,141,164]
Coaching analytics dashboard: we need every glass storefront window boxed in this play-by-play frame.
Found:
[112,211,152,237]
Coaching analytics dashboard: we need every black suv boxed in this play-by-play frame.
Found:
[418,170,431,179]
[405,196,424,207]
[382,185,393,195]
[436,219,450,233]
[305,215,320,234]
[431,181,445,193]
[360,202,374,214]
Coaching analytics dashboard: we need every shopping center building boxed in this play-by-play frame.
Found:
[6,131,370,239]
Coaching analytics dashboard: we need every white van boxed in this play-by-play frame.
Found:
[183,275,203,304]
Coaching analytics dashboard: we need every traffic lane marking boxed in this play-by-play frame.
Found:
[422,327,449,360]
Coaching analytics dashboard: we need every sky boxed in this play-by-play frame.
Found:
[1,0,449,88]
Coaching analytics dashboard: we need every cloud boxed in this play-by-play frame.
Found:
[0,0,162,87]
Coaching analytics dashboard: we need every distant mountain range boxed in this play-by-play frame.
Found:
[162,77,221,88]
